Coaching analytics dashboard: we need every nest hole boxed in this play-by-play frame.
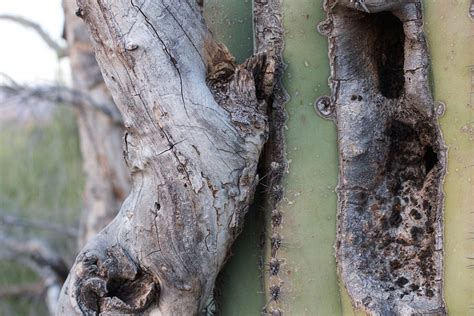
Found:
[365,11,405,99]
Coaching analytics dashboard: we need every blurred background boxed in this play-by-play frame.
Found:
[0,1,115,315]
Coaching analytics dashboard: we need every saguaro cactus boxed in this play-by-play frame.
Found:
[56,0,472,315]
[424,0,474,314]
[219,1,472,314]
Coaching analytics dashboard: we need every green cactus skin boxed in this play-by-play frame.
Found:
[263,1,342,314]
[207,1,474,315]
[424,1,474,314]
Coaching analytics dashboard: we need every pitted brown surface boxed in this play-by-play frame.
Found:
[319,1,446,314]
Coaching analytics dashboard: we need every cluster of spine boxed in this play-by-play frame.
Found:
[253,0,286,314]
[267,207,283,315]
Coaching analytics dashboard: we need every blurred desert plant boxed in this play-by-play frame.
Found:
[0,107,83,315]
[0,2,129,313]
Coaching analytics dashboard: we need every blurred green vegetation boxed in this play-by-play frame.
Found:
[0,107,84,315]
[0,109,83,218]
[0,261,47,316]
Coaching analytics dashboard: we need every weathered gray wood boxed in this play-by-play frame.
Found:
[63,0,131,248]
[57,0,275,314]
[318,1,447,314]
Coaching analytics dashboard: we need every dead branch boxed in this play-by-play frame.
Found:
[57,0,277,314]
[0,281,44,300]
[0,233,69,281]
[0,210,78,238]
[0,233,69,315]
[0,82,122,123]
[0,14,67,58]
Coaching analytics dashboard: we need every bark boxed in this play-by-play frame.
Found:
[317,0,446,314]
[57,1,276,315]
[63,0,131,247]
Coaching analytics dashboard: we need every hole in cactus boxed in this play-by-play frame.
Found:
[367,12,405,99]
[423,146,438,174]
[326,3,447,313]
